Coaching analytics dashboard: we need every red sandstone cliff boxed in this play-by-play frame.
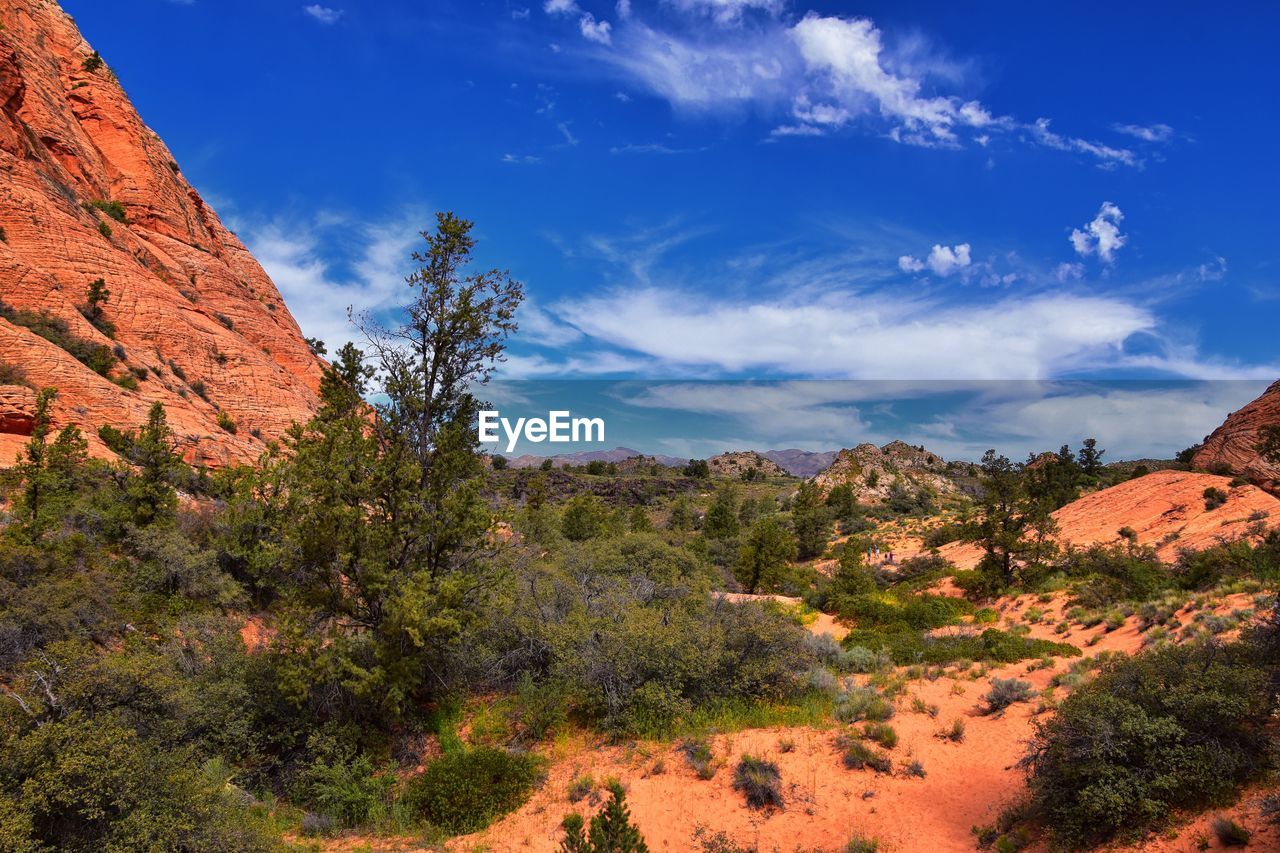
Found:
[0,0,324,467]
[1192,380,1280,495]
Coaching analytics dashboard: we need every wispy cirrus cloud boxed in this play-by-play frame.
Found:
[535,2,1143,167]
[238,211,426,351]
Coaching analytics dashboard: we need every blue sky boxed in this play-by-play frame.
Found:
[62,0,1279,458]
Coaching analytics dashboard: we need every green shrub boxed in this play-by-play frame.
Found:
[293,752,393,828]
[837,736,891,773]
[1212,816,1251,846]
[98,220,113,238]
[842,627,1078,667]
[1024,640,1274,847]
[834,686,894,723]
[862,722,897,749]
[983,678,1035,714]
[561,782,649,852]
[90,199,128,222]
[190,378,209,400]
[402,747,545,835]
[217,411,237,434]
[732,755,782,810]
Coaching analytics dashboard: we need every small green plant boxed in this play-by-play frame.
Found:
[732,755,783,810]
[680,738,718,780]
[862,723,897,749]
[566,775,595,803]
[98,220,113,238]
[904,759,926,778]
[82,51,104,72]
[189,378,208,400]
[1203,486,1228,511]
[216,411,237,434]
[213,312,235,330]
[845,834,880,853]
[1212,816,1251,846]
[561,782,649,852]
[943,719,966,742]
[90,199,127,223]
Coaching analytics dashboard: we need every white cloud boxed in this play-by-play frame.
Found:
[1028,119,1137,169]
[556,121,579,145]
[617,0,633,19]
[666,0,786,25]
[502,152,541,163]
[579,13,613,45]
[512,7,531,20]
[544,8,1136,166]
[1070,201,1127,263]
[303,4,343,24]
[614,90,632,102]
[550,287,1157,379]
[1113,123,1174,143]
[899,242,971,277]
[1197,256,1227,281]
[243,212,424,351]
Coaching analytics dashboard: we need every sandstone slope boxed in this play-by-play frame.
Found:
[935,469,1280,569]
[1192,379,1280,495]
[0,0,324,467]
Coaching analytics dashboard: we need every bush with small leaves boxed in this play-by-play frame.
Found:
[217,411,237,434]
[402,747,545,835]
[1203,486,1228,511]
[1212,816,1251,847]
[732,755,783,810]
[983,678,1036,714]
[862,722,897,749]
[837,736,892,773]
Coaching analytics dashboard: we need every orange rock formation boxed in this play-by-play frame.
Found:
[0,0,323,467]
[1193,379,1280,495]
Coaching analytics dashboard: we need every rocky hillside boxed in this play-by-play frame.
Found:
[0,0,324,467]
[811,440,961,502]
[1193,379,1280,495]
[706,450,789,479]
[935,469,1280,568]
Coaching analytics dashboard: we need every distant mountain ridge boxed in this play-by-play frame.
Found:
[502,447,688,469]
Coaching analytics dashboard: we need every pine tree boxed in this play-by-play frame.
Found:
[560,783,649,853]
[703,485,740,539]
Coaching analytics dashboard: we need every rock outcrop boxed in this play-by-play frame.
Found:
[0,0,324,467]
[811,441,960,502]
[707,450,788,480]
[1192,379,1280,495]
[0,383,35,436]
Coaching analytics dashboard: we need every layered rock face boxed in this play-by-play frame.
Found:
[0,0,323,466]
[1193,380,1280,495]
